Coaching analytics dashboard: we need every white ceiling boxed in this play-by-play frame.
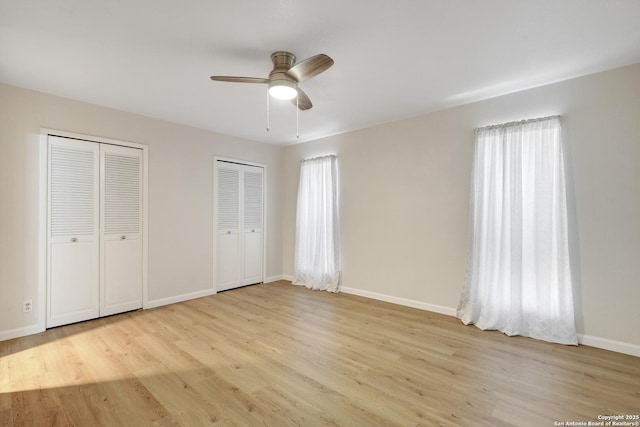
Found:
[2,1,640,145]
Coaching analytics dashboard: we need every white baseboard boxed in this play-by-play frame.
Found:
[264,275,286,283]
[282,275,293,282]
[578,334,640,357]
[145,288,216,309]
[0,324,45,342]
[341,286,457,317]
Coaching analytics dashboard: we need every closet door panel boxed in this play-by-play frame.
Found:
[243,232,263,285]
[242,166,263,285]
[102,239,142,314]
[47,136,100,328]
[216,163,241,291]
[100,145,143,316]
[217,233,241,289]
[48,239,99,326]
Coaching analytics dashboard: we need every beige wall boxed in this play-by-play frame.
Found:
[283,63,640,352]
[0,83,283,339]
[3,63,639,354]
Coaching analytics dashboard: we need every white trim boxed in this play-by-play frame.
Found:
[282,274,294,282]
[578,334,640,358]
[146,289,217,309]
[0,324,44,342]
[39,128,149,324]
[264,275,286,283]
[37,133,48,333]
[212,157,217,293]
[214,156,266,169]
[141,144,149,309]
[40,128,148,150]
[263,165,268,288]
[341,286,457,316]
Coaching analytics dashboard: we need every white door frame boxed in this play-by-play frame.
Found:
[39,128,149,330]
[213,157,267,292]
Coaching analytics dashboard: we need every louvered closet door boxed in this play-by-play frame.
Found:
[215,161,264,291]
[216,163,242,291]
[100,144,143,316]
[242,166,263,285]
[47,136,100,328]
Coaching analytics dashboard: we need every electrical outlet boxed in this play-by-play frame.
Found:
[23,300,32,313]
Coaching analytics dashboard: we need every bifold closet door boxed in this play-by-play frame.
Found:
[216,163,242,291]
[47,136,100,328]
[100,144,143,317]
[47,136,143,328]
[242,166,263,285]
[215,161,264,292]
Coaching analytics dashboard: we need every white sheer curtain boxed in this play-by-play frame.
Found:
[293,155,341,292]
[457,116,578,345]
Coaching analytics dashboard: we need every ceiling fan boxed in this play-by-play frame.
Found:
[210,51,334,110]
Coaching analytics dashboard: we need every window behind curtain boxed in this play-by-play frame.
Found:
[293,155,341,292]
[457,116,578,345]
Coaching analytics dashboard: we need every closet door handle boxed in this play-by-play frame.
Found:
[120,235,127,240]
[70,237,77,243]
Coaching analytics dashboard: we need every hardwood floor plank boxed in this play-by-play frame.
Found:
[136,367,221,426]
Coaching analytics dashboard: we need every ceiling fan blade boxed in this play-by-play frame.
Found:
[210,76,269,84]
[285,54,334,82]
[291,88,313,110]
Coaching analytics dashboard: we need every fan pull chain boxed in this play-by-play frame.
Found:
[265,87,301,138]
[266,89,270,132]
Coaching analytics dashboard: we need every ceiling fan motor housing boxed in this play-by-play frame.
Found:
[268,51,298,99]
[270,51,296,72]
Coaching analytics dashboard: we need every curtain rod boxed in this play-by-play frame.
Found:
[301,154,337,162]
[476,115,560,132]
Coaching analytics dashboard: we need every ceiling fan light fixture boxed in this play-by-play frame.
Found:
[268,79,297,100]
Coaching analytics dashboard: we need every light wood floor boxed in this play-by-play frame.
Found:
[1,281,638,426]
